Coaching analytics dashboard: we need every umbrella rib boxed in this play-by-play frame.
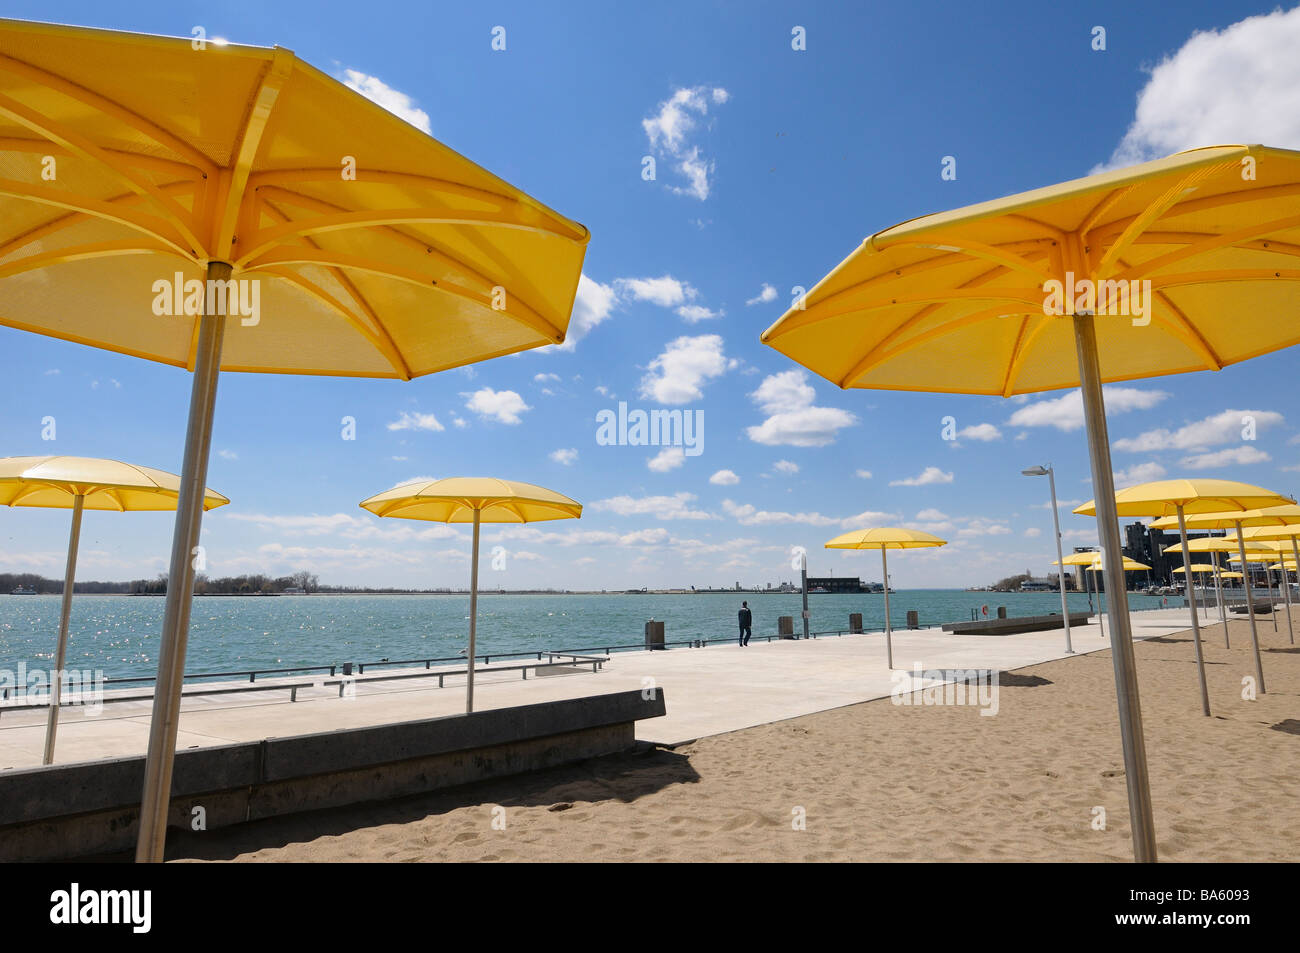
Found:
[0,178,198,258]
[247,168,588,242]
[248,247,567,344]
[884,236,1053,284]
[213,50,293,261]
[0,240,191,282]
[0,51,216,175]
[1110,213,1300,284]
[0,91,206,256]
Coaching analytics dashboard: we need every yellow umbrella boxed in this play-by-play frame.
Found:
[1053,551,1104,635]
[0,19,588,863]
[359,478,582,712]
[1075,480,1292,720]
[1084,556,1150,571]
[823,528,946,668]
[1221,571,1245,579]
[763,145,1300,862]
[0,455,227,764]
[1163,536,1273,648]
[1172,564,1217,624]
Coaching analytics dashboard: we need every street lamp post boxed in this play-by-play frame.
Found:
[1023,464,1073,653]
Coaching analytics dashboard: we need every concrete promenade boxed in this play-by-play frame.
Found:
[0,607,1210,768]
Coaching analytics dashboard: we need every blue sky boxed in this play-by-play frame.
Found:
[3,0,1299,589]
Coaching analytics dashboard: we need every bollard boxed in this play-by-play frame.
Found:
[906,610,919,630]
[342,662,353,676]
[778,616,795,639]
[849,612,863,634]
[997,606,1007,619]
[645,619,665,650]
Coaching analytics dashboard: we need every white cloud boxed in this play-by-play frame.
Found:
[1098,7,1300,170]
[647,447,686,472]
[855,469,873,479]
[1114,409,1283,453]
[840,509,899,528]
[534,373,561,384]
[676,304,723,323]
[745,369,856,447]
[616,275,697,308]
[746,283,778,306]
[464,388,530,425]
[889,466,954,487]
[591,492,714,520]
[217,449,238,460]
[722,499,839,527]
[1179,446,1271,470]
[709,469,740,486]
[642,86,729,200]
[1113,461,1168,486]
[773,460,799,475]
[552,274,618,352]
[957,423,1002,442]
[550,448,578,466]
[639,334,732,405]
[341,69,431,134]
[916,508,949,521]
[387,410,444,432]
[1024,527,1042,538]
[1007,387,1169,432]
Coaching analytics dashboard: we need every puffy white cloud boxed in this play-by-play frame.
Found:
[746,283,778,306]
[1008,387,1168,432]
[616,275,697,308]
[387,410,444,432]
[773,460,799,475]
[647,447,686,472]
[676,304,723,323]
[1113,461,1168,486]
[1024,527,1042,538]
[916,508,949,521]
[957,423,1002,442]
[1179,446,1271,470]
[722,499,840,527]
[745,370,856,447]
[1114,409,1283,453]
[642,86,729,200]
[710,469,740,485]
[341,70,431,133]
[552,274,618,352]
[889,466,954,487]
[855,469,873,479]
[639,334,732,404]
[591,492,715,520]
[1098,7,1300,170]
[464,388,530,425]
[549,448,578,466]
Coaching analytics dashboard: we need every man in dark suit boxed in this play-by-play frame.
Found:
[738,601,752,646]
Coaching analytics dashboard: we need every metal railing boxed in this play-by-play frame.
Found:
[0,679,311,718]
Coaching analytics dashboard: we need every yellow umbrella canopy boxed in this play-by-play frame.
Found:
[0,455,229,510]
[1149,502,1300,529]
[1172,565,1215,573]
[358,477,583,523]
[359,478,582,714]
[1075,480,1293,518]
[1221,571,1245,580]
[1166,536,1271,554]
[0,455,227,767]
[824,527,945,670]
[1053,551,1101,566]
[763,146,1300,862]
[1085,557,1150,571]
[0,19,588,864]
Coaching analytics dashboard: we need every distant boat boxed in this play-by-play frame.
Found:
[10,585,36,595]
[810,586,830,593]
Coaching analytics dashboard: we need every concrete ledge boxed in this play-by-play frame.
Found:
[942,612,1092,636]
[0,689,665,861]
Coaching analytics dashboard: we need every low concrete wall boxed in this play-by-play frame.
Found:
[0,689,666,861]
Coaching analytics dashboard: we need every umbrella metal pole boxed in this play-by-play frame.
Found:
[1213,553,1229,647]
[1047,467,1072,653]
[1291,537,1300,642]
[800,552,809,640]
[1176,507,1210,717]
[1279,560,1294,645]
[43,493,84,765]
[1234,522,1265,695]
[136,261,230,864]
[1267,565,1277,632]
[1074,312,1156,863]
[466,509,481,713]
[882,548,893,669]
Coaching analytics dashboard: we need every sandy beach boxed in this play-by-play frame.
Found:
[164,617,1300,862]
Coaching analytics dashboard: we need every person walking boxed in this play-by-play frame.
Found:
[738,600,753,646]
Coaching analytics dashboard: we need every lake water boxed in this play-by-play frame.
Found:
[0,589,1175,681]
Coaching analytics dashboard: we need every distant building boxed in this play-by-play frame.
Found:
[1122,521,1218,585]
[805,576,880,594]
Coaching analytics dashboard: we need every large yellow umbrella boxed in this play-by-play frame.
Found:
[823,528,946,668]
[762,145,1300,862]
[0,455,227,764]
[0,20,588,863]
[359,478,582,712]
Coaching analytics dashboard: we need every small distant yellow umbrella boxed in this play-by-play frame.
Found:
[1164,536,1273,648]
[1076,480,1293,719]
[1054,552,1105,635]
[0,455,227,764]
[359,478,582,712]
[824,528,946,668]
[1172,564,1217,623]
[1221,571,1245,580]
[1084,557,1150,571]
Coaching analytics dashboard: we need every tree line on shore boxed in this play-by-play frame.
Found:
[1,570,320,595]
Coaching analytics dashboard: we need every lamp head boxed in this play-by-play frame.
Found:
[1021,466,1049,476]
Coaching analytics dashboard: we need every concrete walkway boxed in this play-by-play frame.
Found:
[0,607,1208,767]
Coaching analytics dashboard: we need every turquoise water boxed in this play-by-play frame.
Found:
[0,589,1174,681]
